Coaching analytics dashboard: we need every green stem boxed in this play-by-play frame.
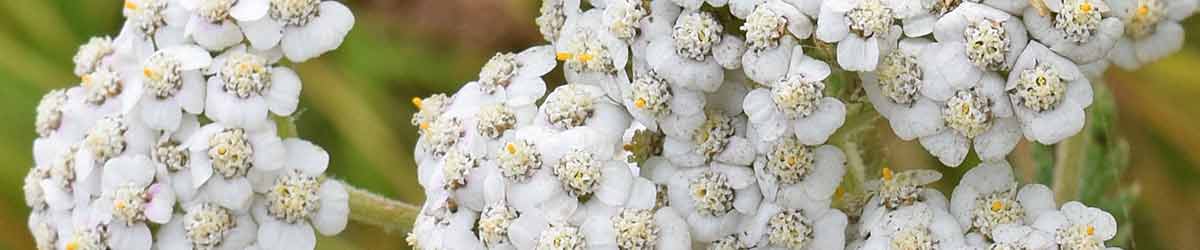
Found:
[345,183,421,234]
[1052,109,1093,203]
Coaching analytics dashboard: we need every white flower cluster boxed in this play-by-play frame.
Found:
[408,0,1188,248]
[23,0,355,249]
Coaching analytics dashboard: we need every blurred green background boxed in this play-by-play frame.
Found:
[0,0,1198,249]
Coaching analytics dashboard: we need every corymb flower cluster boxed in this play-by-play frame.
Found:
[23,0,354,249]
[407,0,1192,249]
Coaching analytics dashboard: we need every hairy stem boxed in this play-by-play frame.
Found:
[345,183,421,234]
[1053,109,1093,203]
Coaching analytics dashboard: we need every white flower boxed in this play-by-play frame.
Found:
[535,84,633,140]
[239,0,355,62]
[34,89,87,168]
[29,211,69,250]
[252,139,348,250]
[131,45,213,131]
[556,9,633,98]
[862,38,945,141]
[949,161,1058,238]
[507,213,590,250]
[187,122,285,211]
[504,127,635,221]
[1107,0,1196,69]
[477,200,521,249]
[602,0,652,41]
[736,0,814,52]
[861,202,967,250]
[661,109,756,168]
[892,0,961,37]
[914,66,1020,167]
[666,165,761,242]
[973,0,1031,15]
[180,0,270,50]
[74,36,118,77]
[861,168,944,216]
[743,203,848,250]
[25,167,51,211]
[407,195,485,250]
[928,3,1028,86]
[76,114,155,184]
[67,64,142,122]
[744,52,846,145]
[468,45,557,107]
[816,0,904,71]
[1023,0,1124,64]
[204,45,302,129]
[155,203,258,250]
[753,138,846,213]
[64,206,121,250]
[40,145,85,212]
[1006,42,1095,144]
[120,0,190,49]
[409,93,453,135]
[646,8,742,92]
[423,147,497,212]
[968,224,1056,250]
[537,0,583,43]
[577,179,693,249]
[622,68,706,132]
[153,115,201,202]
[92,155,176,250]
[1031,201,1119,250]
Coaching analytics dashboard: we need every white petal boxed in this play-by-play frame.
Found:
[189,19,245,51]
[284,139,329,175]
[266,67,302,116]
[240,17,285,50]
[919,131,969,167]
[837,35,879,71]
[178,71,206,114]
[791,98,846,145]
[974,117,1020,160]
[231,0,269,21]
[314,180,349,235]
[165,45,214,70]
[108,223,152,250]
[280,2,355,62]
[139,97,183,131]
[258,221,316,250]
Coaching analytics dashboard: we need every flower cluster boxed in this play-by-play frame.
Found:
[407,0,1189,248]
[23,0,355,249]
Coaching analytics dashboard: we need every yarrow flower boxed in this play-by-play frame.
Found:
[1108,0,1197,70]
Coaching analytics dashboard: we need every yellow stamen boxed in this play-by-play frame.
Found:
[66,241,80,250]
[786,157,797,166]
[1137,5,1150,16]
[1080,2,1092,13]
[124,0,138,10]
[634,98,647,109]
[143,67,156,79]
[506,143,517,154]
[576,53,594,63]
[556,52,572,61]
[1086,225,1095,236]
[419,122,430,130]
[115,201,126,210]
[411,97,423,109]
[81,75,92,88]
[882,167,894,181]
[991,200,1003,212]
[834,186,845,199]
[217,147,228,155]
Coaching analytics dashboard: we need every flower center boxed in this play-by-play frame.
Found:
[1056,224,1102,250]
[31,217,57,250]
[440,149,477,190]
[927,0,962,16]
[971,191,1025,237]
[477,104,519,139]
[35,90,68,137]
[879,168,928,209]
[1054,0,1103,43]
[1125,0,1165,38]
[84,115,129,162]
[552,149,603,198]
[742,5,788,51]
[672,11,723,60]
[82,68,123,105]
[1012,63,1067,112]
[890,227,935,250]
[198,0,237,23]
[964,19,1011,71]
[989,242,1023,250]
[773,74,826,118]
[269,0,321,26]
[153,139,190,172]
[124,0,169,35]
[24,169,49,210]
[478,53,519,94]
[478,202,519,248]
[690,170,736,216]
[536,0,568,42]
[185,203,237,250]
[49,146,79,191]
[535,224,587,250]
[606,0,648,40]
[767,137,816,185]
[498,140,543,183]
[544,85,596,129]
[559,29,616,73]
[73,36,114,76]
[629,71,673,117]
[711,234,749,250]
[942,89,993,138]
[691,111,736,161]
[208,128,255,178]
[143,52,186,100]
[221,52,272,99]
[655,184,670,209]
[613,208,659,249]
[111,183,149,226]
[847,0,894,37]
[66,226,108,250]
[410,94,450,132]
[877,51,923,105]
[265,170,322,223]
[767,209,814,249]
[421,116,465,158]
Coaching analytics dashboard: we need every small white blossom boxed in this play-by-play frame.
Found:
[120,0,190,49]
[949,161,1057,238]
[1031,201,1119,250]
[862,38,946,141]
[239,0,355,61]
[816,0,904,71]
[92,155,175,250]
[646,8,742,92]
[927,3,1028,87]
[180,0,270,50]
[753,138,846,213]
[1006,42,1095,144]
[131,45,212,131]
[861,202,967,250]
[252,139,348,250]
[744,52,846,145]
[1107,0,1196,69]
[187,123,285,211]
[204,45,301,129]
[743,203,847,250]
[1024,0,1125,64]
[915,66,1020,167]
[666,165,761,242]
